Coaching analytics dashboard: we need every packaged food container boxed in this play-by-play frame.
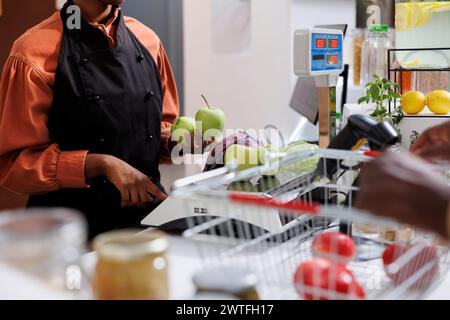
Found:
[352,28,365,86]
[0,209,87,295]
[92,229,169,300]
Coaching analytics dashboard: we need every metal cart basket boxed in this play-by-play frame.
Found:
[172,148,450,300]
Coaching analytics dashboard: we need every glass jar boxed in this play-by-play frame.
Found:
[361,24,394,87]
[352,28,365,86]
[395,0,450,68]
[92,229,169,300]
[0,209,87,296]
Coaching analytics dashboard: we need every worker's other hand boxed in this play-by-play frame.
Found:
[85,154,167,207]
[355,151,450,238]
[411,121,450,161]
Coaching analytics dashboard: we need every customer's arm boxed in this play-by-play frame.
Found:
[355,152,450,239]
[411,121,450,161]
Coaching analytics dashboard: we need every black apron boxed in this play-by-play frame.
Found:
[28,2,165,238]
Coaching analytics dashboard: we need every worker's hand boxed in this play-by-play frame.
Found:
[86,154,167,207]
[355,151,450,239]
[411,121,450,161]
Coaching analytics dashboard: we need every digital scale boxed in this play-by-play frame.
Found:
[294,28,344,147]
[141,28,345,232]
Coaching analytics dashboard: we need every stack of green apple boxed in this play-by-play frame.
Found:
[171,95,226,145]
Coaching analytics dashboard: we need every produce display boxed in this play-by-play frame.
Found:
[382,242,439,289]
[256,176,281,192]
[427,90,450,115]
[293,258,365,300]
[279,142,320,174]
[171,116,196,145]
[401,90,450,115]
[171,95,225,146]
[195,95,226,139]
[258,145,282,176]
[204,131,264,172]
[311,232,356,265]
[400,91,427,115]
[225,144,261,171]
[227,181,258,193]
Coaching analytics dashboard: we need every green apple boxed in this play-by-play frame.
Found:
[171,116,196,145]
[225,144,260,171]
[195,95,225,139]
[256,176,281,192]
[258,145,282,176]
[227,181,258,193]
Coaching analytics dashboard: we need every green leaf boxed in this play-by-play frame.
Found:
[358,97,367,104]
[370,85,381,99]
[373,74,380,79]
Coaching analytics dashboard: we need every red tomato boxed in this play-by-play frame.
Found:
[293,258,365,300]
[382,242,439,289]
[312,232,356,264]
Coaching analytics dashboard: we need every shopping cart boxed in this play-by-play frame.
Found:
[171,148,450,300]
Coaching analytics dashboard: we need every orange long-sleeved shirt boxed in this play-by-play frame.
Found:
[0,9,179,196]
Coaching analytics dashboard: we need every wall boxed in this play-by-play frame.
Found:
[0,0,56,72]
[183,0,356,169]
[0,0,56,210]
[184,0,295,141]
[122,0,184,112]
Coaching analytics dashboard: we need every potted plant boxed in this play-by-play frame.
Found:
[358,75,404,125]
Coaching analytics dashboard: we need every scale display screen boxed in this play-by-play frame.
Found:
[328,39,339,49]
[311,33,343,72]
[315,38,327,49]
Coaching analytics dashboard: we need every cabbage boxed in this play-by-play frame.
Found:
[204,131,264,172]
[280,142,320,174]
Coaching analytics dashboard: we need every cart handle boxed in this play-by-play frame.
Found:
[229,193,320,215]
[363,150,382,158]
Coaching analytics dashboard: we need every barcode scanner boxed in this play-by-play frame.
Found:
[319,114,400,180]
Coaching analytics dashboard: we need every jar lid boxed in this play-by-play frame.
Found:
[93,229,169,261]
[370,24,389,33]
[193,266,258,295]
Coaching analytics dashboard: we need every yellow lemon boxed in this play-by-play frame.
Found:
[428,90,450,115]
[401,91,427,115]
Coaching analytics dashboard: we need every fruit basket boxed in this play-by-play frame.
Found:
[172,148,450,300]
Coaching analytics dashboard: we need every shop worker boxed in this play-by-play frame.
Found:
[0,0,182,238]
[356,122,450,240]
